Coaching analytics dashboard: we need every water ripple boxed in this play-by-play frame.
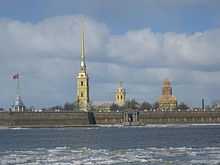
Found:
[0,146,220,165]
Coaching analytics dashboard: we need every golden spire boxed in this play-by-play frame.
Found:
[80,21,86,71]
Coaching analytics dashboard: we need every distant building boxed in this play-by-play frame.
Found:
[11,73,26,112]
[115,82,126,106]
[12,96,25,112]
[212,100,220,110]
[93,102,112,112]
[159,79,177,110]
[76,25,90,112]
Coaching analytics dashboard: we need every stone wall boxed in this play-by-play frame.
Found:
[94,112,123,124]
[0,112,91,127]
[139,111,220,124]
[0,111,220,127]
[94,111,220,125]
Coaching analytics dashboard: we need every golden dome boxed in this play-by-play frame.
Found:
[163,79,171,86]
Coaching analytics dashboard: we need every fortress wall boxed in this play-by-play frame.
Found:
[94,112,123,124]
[139,111,220,124]
[0,112,91,127]
[0,112,11,126]
[1,111,220,127]
[94,111,220,125]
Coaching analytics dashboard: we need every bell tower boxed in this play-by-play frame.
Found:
[115,81,126,106]
[76,25,90,111]
[159,79,177,110]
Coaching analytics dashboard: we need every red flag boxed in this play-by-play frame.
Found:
[12,73,19,79]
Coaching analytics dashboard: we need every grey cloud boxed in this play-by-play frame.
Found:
[107,29,220,71]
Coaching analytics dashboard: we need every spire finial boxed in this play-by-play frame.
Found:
[119,81,123,87]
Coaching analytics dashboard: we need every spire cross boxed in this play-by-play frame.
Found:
[119,81,123,87]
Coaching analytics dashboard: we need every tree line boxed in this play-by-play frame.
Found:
[110,99,189,112]
[26,99,220,112]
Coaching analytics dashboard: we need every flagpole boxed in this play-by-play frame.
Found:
[16,74,20,97]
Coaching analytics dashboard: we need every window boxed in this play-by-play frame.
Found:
[81,92,84,97]
[81,81,83,86]
[121,95,123,100]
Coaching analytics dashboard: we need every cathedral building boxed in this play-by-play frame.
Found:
[12,96,25,112]
[11,73,26,112]
[76,27,90,111]
[159,79,177,110]
[115,82,126,106]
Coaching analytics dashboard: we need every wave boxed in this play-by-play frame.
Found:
[141,123,220,128]
[98,123,220,128]
[0,123,219,130]
[10,127,31,130]
[0,146,220,165]
[0,127,31,130]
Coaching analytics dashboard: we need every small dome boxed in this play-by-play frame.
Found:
[14,96,25,107]
[163,79,171,86]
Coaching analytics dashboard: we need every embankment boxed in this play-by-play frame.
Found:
[0,112,93,127]
[0,111,220,127]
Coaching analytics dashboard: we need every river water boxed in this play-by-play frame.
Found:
[0,124,220,164]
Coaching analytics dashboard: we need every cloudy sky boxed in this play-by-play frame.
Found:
[0,0,220,108]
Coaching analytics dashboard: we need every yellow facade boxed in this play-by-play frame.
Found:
[159,79,177,110]
[76,70,89,111]
[115,82,126,106]
[76,26,90,111]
